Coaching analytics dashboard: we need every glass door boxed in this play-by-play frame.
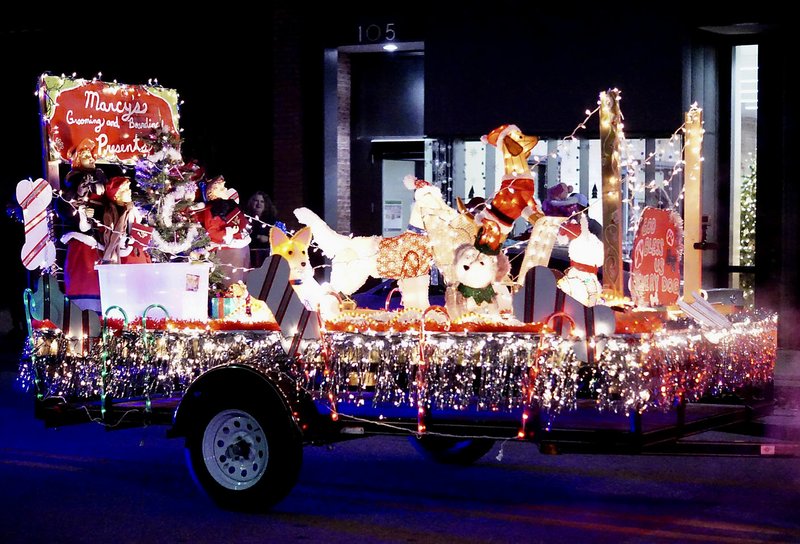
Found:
[730,44,758,305]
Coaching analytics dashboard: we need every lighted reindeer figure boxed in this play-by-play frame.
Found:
[294,175,449,310]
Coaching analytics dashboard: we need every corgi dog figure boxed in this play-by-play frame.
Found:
[269,226,340,319]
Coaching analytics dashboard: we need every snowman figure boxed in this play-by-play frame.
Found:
[557,214,605,307]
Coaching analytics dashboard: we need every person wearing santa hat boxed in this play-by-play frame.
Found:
[101,176,151,265]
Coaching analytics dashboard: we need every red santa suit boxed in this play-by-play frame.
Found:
[196,198,251,287]
[59,190,104,312]
[62,227,102,310]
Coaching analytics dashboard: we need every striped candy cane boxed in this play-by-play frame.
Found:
[17,178,56,270]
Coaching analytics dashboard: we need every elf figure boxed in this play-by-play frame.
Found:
[195,176,251,288]
[101,176,152,264]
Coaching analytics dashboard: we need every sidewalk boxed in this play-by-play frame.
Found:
[774,349,800,412]
[775,349,800,382]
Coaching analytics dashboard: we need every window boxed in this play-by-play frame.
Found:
[730,44,758,304]
[447,136,682,255]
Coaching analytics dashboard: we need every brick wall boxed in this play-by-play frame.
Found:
[272,8,305,229]
[336,54,351,234]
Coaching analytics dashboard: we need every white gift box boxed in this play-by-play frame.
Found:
[96,262,210,321]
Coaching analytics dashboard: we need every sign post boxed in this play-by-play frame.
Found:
[630,207,684,307]
[599,89,623,297]
[682,104,704,302]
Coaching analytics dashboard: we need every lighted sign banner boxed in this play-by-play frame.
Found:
[630,207,683,307]
[39,75,180,164]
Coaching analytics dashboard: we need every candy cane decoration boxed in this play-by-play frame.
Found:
[17,178,56,270]
[417,306,451,434]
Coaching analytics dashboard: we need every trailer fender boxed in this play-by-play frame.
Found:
[169,365,301,440]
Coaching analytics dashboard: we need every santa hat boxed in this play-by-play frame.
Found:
[71,138,97,159]
[106,176,130,202]
[180,159,206,183]
[482,124,521,147]
[403,174,431,191]
[558,219,583,241]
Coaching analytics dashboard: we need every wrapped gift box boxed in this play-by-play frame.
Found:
[210,297,243,319]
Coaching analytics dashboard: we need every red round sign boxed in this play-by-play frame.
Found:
[630,207,683,307]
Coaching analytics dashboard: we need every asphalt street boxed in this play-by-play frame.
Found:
[1,352,799,544]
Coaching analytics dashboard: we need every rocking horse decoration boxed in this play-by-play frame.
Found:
[294,175,450,310]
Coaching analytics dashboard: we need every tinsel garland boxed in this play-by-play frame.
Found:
[19,328,288,401]
[18,313,777,419]
[307,331,563,411]
[157,181,197,229]
[588,314,778,413]
[151,225,203,256]
[526,312,777,416]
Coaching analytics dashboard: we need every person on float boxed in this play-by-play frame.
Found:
[542,182,581,217]
[101,176,152,264]
[243,190,278,267]
[244,191,278,249]
[196,176,251,287]
[57,138,108,312]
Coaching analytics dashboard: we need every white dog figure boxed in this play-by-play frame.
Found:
[557,214,605,307]
[294,175,443,310]
[445,243,512,320]
[269,226,341,320]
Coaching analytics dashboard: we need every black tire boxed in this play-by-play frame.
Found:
[410,435,495,465]
[185,397,302,512]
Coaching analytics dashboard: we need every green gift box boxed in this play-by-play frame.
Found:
[210,297,240,319]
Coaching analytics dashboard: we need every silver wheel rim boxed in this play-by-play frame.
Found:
[202,409,269,491]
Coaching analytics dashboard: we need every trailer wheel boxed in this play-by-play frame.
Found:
[410,435,495,465]
[186,399,302,511]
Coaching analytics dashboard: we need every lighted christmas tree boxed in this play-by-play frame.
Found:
[738,159,756,305]
[133,125,211,263]
[739,160,756,266]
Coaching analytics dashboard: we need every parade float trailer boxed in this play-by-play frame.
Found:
[15,79,784,511]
